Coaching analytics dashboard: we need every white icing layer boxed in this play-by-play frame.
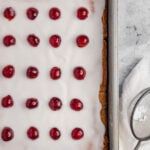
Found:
[0,0,105,150]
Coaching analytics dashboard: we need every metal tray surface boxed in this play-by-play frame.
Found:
[108,0,119,149]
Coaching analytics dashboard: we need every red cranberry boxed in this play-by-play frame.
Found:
[3,35,16,47]
[49,35,61,48]
[76,35,89,48]
[1,95,14,108]
[73,67,86,80]
[77,7,89,20]
[71,128,84,140]
[27,7,39,20]
[3,7,16,21]
[50,67,61,80]
[49,8,61,20]
[1,127,14,141]
[26,66,39,79]
[2,65,15,78]
[27,34,40,47]
[26,98,38,109]
[27,127,39,140]
[70,99,83,111]
[49,128,61,140]
[49,97,62,111]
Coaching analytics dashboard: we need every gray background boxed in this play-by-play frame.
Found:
[118,0,150,93]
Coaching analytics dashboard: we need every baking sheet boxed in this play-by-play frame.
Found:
[108,0,119,149]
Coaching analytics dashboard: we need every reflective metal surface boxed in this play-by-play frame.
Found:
[108,0,119,149]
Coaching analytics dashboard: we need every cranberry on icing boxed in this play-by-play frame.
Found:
[27,34,40,47]
[26,98,38,109]
[49,8,61,20]
[49,128,61,140]
[71,128,84,140]
[2,65,15,78]
[50,67,61,80]
[77,7,89,20]
[3,7,16,20]
[3,35,16,47]
[1,95,14,108]
[70,99,83,111]
[1,127,14,141]
[27,127,39,140]
[73,67,86,80]
[49,97,62,111]
[26,66,39,79]
[27,7,39,20]
[76,35,89,48]
[49,35,61,48]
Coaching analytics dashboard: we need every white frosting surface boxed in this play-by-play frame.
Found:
[120,57,150,150]
[0,0,105,150]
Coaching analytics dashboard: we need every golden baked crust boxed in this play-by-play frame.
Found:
[99,1,108,150]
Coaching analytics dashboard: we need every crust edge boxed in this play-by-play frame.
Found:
[99,1,108,150]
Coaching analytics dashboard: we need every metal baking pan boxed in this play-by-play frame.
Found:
[108,0,119,149]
